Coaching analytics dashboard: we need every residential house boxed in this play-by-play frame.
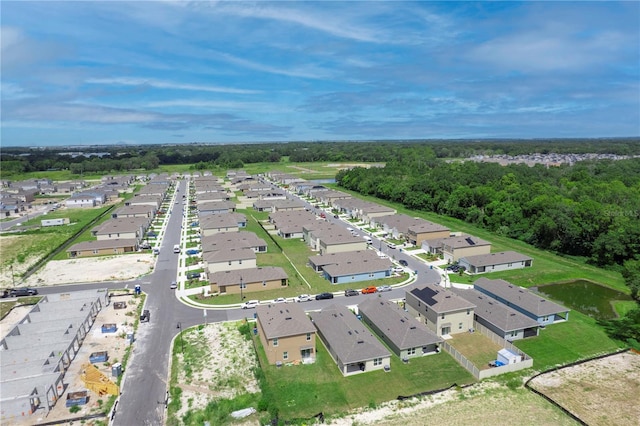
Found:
[311,304,391,376]
[208,266,288,294]
[358,298,442,359]
[458,251,533,274]
[256,303,316,365]
[406,221,450,247]
[201,231,267,254]
[67,239,139,258]
[473,278,569,325]
[112,205,156,219]
[203,247,257,273]
[405,284,476,336]
[199,213,247,236]
[197,200,236,216]
[440,235,491,263]
[450,287,540,340]
[309,250,392,284]
[91,217,149,242]
[65,195,96,208]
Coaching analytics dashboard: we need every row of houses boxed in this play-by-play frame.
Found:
[181,176,291,296]
[255,297,442,376]
[265,176,534,276]
[253,278,569,377]
[66,179,173,257]
[405,279,569,340]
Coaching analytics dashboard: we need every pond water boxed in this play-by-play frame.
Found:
[536,280,632,320]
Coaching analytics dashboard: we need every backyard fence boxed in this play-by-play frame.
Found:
[441,322,534,380]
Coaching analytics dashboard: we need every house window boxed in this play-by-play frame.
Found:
[273,338,278,347]
[508,263,512,267]
[228,261,232,265]
[240,282,246,289]
[283,351,288,360]
[373,358,383,366]
[306,332,311,341]
[262,280,266,287]
[458,322,463,330]
[467,309,470,315]
[239,259,242,264]
[93,249,99,254]
[510,331,518,337]
[407,347,416,355]
[441,313,445,319]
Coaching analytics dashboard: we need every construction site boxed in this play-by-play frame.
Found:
[0,290,143,425]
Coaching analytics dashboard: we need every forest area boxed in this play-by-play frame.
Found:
[336,158,640,269]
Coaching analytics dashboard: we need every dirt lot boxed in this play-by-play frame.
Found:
[1,293,144,426]
[21,254,155,287]
[528,351,640,426]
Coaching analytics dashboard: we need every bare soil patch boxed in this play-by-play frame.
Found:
[529,351,640,426]
[172,322,260,423]
[21,254,155,287]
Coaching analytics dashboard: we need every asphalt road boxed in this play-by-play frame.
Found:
[29,179,443,424]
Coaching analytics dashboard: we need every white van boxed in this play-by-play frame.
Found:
[173,244,180,254]
[363,236,372,245]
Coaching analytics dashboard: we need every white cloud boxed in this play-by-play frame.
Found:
[85,77,260,94]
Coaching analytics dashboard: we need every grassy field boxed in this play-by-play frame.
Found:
[513,310,624,371]
[0,296,42,319]
[0,206,111,285]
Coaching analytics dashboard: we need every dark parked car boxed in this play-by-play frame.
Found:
[344,289,359,297]
[186,272,201,279]
[315,292,334,300]
[185,249,199,255]
[398,259,408,267]
[140,309,150,322]
[9,288,38,297]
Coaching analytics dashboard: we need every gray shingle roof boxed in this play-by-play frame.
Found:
[408,284,476,313]
[473,278,568,317]
[322,258,392,277]
[358,298,442,350]
[203,247,256,263]
[450,287,539,332]
[201,231,266,253]
[67,238,138,252]
[441,235,490,249]
[311,304,390,364]
[256,304,316,339]
[460,251,532,267]
[208,266,287,286]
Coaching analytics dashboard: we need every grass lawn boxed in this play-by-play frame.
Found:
[449,332,503,370]
[513,310,625,371]
[0,297,42,319]
[612,300,637,317]
[255,334,475,421]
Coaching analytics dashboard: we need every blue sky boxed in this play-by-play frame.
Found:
[1,1,639,147]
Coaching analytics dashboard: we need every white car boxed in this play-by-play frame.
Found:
[393,266,405,273]
[272,297,288,304]
[170,281,178,289]
[378,285,392,292]
[295,294,313,303]
[241,300,260,309]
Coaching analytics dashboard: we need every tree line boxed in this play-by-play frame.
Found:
[337,158,640,268]
[2,138,639,177]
